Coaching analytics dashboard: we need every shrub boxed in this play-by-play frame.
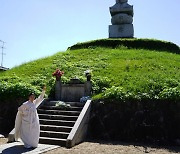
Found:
[101,85,180,103]
[0,82,40,103]
[159,87,180,102]
[0,75,23,83]
[103,86,126,101]
[92,77,111,94]
[30,76,46,88]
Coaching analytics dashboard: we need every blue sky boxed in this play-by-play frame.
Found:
[0,0,180,68]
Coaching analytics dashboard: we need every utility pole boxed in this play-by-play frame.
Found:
[0,40,6,67]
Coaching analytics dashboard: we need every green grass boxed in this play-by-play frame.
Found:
[69,38,180,54]
[0,38,180,103]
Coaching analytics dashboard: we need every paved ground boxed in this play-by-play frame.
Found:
[0,141,59,154]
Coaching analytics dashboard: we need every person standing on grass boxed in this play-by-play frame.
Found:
[14,86,46,148]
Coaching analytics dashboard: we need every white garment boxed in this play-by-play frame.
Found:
[15,90,45,148]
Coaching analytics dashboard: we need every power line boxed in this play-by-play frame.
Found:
[0,40,6,67]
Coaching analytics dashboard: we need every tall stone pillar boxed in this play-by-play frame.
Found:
[55,80,62,100]
[84,81,92,96]
[109,0,134,38]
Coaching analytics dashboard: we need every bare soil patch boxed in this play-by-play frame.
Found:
[43,140,180,154]
[1,138,180,153]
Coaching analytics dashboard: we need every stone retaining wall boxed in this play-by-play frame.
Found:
[88,100,180,145]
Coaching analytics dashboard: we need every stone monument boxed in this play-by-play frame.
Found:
[109,0,134,38]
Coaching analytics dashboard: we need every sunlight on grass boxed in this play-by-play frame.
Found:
[0,39,180,103]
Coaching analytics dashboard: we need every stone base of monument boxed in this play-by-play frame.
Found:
[109,24,134,38]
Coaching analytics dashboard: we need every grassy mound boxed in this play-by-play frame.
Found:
[0,38,180,140]
[0,38,180,141]
[69,38,180,54]
[0,38,180,103]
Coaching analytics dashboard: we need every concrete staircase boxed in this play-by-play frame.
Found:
[38,101,84,147]
[8,99,91,148]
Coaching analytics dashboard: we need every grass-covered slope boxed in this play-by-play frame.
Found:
[0,38,180,103]
[1,38,180,139]
[69,38,180,54]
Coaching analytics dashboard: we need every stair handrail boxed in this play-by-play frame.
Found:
[66,99,91,148]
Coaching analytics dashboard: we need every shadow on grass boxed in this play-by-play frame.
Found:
[86,139,180,153]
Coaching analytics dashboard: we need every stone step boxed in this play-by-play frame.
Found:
[39,137,66,146]
[40,130,69,139]
[40,119,75,127]
[40,125,72,133]
[40,105,83,111]
[45,101,84,107]
[39,114,78,121]
[38,109,81,116]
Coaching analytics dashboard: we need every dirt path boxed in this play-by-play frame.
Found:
[43,141,180,154]
[1,138,180,154]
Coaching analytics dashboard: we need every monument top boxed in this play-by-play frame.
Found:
[116,0,128,3]
[110,3,133,17]
[109,0,134,38]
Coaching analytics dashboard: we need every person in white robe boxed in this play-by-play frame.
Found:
[14,86,46,148]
